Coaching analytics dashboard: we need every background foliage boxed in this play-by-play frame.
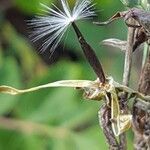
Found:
[0,0,144,149]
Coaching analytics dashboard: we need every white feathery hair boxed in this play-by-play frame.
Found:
[28,0,96,53]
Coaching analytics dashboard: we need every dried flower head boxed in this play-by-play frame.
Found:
[28,0,96,53]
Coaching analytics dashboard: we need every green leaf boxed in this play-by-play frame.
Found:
[15,61,83,119]
[26,88,81,123]
[0,130,43,150]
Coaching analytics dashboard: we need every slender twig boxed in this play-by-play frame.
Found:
[119,18,136,150]
[123,20,135,86]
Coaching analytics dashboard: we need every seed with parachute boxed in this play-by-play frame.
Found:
[28,0,96,53]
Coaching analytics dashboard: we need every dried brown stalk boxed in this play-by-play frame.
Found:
[98,104,119,149]
[119,18,136,150]
[133,46,150,150]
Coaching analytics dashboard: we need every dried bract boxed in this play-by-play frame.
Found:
[94,8,150,52]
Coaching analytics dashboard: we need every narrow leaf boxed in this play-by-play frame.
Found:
[0,80,97,95]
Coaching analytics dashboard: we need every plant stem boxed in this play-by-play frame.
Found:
[98,104,119,149]
[119,18,136,150]
[123,23,135,86]
[133,45,150,149]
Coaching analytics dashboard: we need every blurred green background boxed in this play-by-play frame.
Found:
[0,0,144,149]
